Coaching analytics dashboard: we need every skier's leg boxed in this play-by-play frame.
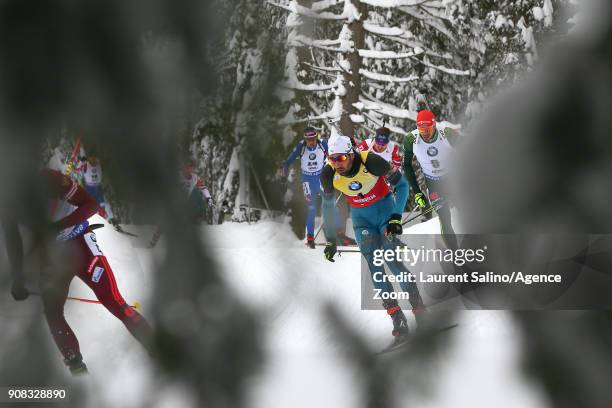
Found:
[77,234,153,351]
[352,207,394,299]
[425,179,457,250]
[303,179,316,237]
[380,237,426,323]
[102,201,114,221]
[40,265,84,371]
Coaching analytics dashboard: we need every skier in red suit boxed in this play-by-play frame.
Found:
[1,169,152,375]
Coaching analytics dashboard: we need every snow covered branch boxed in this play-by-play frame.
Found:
[359,0,430,7]
[398,6,454,40]
[363,22,405,37]
[359,93,416,120]
[311,0,342,12]
[358,49,422,59]
[417,57,470,76]
[359,68,418,83]
[266,0,345,20]
[288,33,345,52]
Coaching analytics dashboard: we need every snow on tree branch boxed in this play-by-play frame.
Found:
[359,0,428,7]
[372,33,453,60]
[359,68,418,83]
[360,93,416,119]
[266,0,345,20]
[416,57,470,75]
[311,0,342,12]
[358,49,422,59]
[363,22,405,36]
[398,6,454,39]
[284,48,338,91]
[361,110,407,135]
[288,33,345,52]
[303,61,342,73]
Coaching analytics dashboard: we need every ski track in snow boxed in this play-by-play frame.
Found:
[0,213,550,408]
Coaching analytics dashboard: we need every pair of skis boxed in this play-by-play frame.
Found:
[379,323,459,355]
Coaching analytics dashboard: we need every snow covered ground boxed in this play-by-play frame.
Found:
[0,213,551,408]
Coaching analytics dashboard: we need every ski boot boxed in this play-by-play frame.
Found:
[336,232,357,246]
[306,234,316,249]
[64,353,88,376]
[383,299,409,342]
[408,285,427,329]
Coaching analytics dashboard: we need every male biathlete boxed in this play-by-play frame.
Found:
[320,135,425,341]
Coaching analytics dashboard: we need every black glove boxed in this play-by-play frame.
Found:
[324,242,337,262]
[385,213,403,236]
[10,281,29,301]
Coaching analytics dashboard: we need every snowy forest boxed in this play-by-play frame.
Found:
[188,0,573,230]
[42,0,573,229]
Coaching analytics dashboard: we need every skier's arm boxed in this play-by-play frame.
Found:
[363,152,391,177]
[282,142,303,176]
[391,144,403,171]
[196,177,212,201]
[44,170,99,230]
[320,165,337,242]
[388,171,409,215]
[402,134,422,194]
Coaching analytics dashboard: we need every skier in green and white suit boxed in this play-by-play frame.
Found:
[403,110,459,249]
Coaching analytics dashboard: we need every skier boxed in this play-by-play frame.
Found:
[75,155,120,230]
[320,134,425,342]
[1,169,153,375]
[148,161,212,247]
[282,126,355,248]
[180,161,214,221]
[357,126,409,214]
[403,110,459,249]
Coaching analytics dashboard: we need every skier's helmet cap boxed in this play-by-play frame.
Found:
[416,110,436,128]
[303,127,318,139]
[328,135,353,155]
[375,127,390,145]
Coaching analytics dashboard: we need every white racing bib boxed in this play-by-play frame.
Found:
[83,163,102,186]
[300,145,326,176]
[411,128,453,179]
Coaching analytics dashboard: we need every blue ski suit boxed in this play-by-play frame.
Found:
[283,139,334,236]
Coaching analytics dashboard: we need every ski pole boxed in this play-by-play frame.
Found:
[402,205,435,226]
[31,292,141,309]
[401,205,419,225]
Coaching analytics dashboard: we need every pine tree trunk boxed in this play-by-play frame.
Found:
[340,1,367,137]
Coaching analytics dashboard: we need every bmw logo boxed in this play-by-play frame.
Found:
[309,153,316,160]
[427,146,438,157]
[348,181,362,191]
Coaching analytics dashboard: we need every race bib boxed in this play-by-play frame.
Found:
[56,220,89,241]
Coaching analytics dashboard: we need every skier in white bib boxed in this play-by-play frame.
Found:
[76,155,119,228]
[403,110,459,249]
